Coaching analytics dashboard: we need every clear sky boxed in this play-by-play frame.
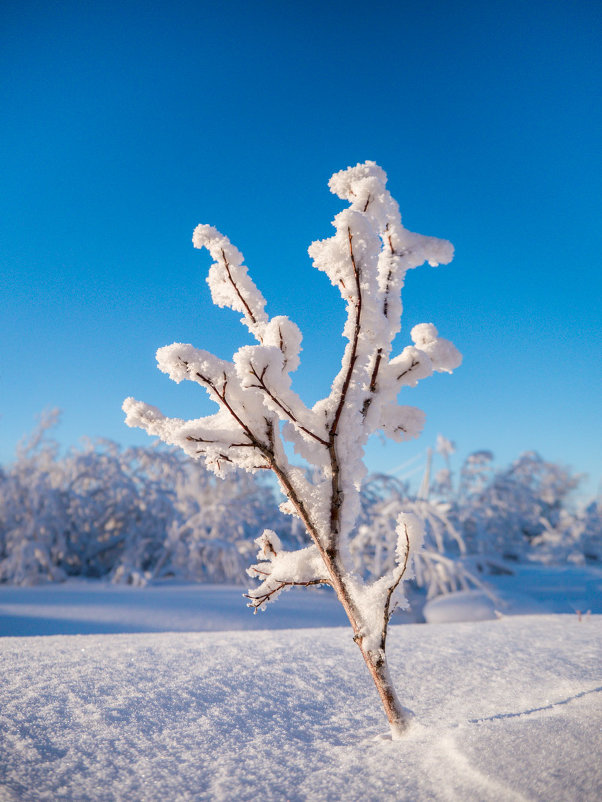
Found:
[1,0,600,495]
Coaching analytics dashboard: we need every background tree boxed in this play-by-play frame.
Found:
[0,410,69,585]
[457,450,582,561]
[349,472,483,603]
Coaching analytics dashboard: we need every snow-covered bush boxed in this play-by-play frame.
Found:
[458,450,584,561]
[0,413,289,586]
[156,465,296,584]
[0,410,69,585]
[415,442,600,569]
[579,498,602,563]
[351,473,483,600]
[124,160,461,737]
[2,411,595,598]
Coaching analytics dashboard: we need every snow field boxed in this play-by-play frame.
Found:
[0,582,349,637]
[1,616,600,801]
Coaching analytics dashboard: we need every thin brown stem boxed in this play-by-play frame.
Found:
[361,349,383,418]
[248,364,329,447]
[245,578,331,611]
[220,248,259,329]
[329,227,362,440]
[396,359,420,382]
[381,523,410,650]
[327,227,363,537]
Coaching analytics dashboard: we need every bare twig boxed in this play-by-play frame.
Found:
[329,227,362,440]
[327,227,364,540]
[380,523,410,649]
[245,578,330,611]
[220,248,259,329]
[396,359,420,382]
[361,349,383,418]
[248,364,329,447]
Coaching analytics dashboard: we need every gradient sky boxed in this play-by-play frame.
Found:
[1,0,600,495]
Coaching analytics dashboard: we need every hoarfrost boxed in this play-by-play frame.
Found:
[124,161,461,736]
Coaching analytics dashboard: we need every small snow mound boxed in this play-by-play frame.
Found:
[423,590,497,624]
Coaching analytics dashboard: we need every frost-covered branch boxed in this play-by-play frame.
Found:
[244,529,331,611]
[381,520,411,647]
[123,161,462,738]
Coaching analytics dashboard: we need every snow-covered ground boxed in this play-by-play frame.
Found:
[1,563,600,637]
[1,566,601,801]
[0,581,349,637]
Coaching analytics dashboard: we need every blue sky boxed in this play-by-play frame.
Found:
[1,0,600,495]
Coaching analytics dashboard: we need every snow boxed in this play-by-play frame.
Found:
[0,581,348,637]
[0,614,600,801]
[423,590,498,623]
[423,563,602,623]
[1,570,601,800]
[489,563,602,615]
[1,563,599,638]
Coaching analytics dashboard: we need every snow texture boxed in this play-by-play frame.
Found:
[1,563,599,637]
[423,590,498,623]
[0,614,600,801]
[0,581,348,637]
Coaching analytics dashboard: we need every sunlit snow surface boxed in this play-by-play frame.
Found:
[0,582,349,637]
[1,564,600,637]
[1,618,600,801]
[1,569,601,801]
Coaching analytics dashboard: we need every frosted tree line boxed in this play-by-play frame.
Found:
[1,416,598,589]
[0,410,298,587]
[351,440,601,591]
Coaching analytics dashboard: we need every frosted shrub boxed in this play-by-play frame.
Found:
[352,473,482,601]
[157,466,295,583]
[0,410,69,585]
[458,451,582,561]
[579,499,602,563]
[0,413,287,586]
[124,161,461,736]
